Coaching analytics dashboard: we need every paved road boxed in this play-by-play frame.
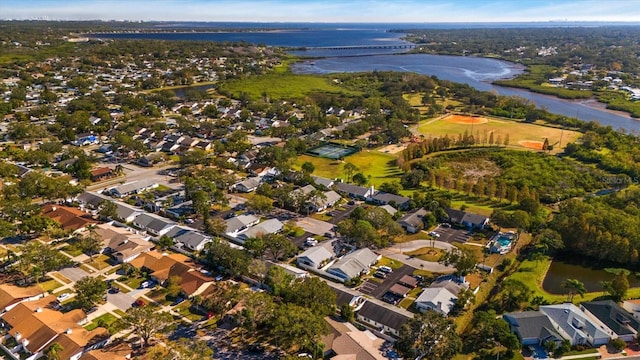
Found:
[379,242,455,274]
[327,203,357,225]
[361,265,414,299]
[387,240,455,253]
[434,226,472,243]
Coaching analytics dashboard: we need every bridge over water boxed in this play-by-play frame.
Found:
[298,44,417,51]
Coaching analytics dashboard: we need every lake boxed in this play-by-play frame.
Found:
[91,24,640,132]
[542,260,640,294]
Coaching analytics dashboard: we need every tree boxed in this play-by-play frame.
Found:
[396,310,462,360]
[205,217,227,236]
[165,275,183,298]
[286,277,337,317]
[43,342,64,360]
[610,272,629,302]
[610,338,626,352]
[268,303,328,353]
[74,276,107,311]
[465,311,520,359]
[78,228,102,261]
[246,194,273,214]
[265,265,293,297]
[301,161,315,175]
[98,200,118,221]
[343,163,358,183]
[262,233,298,261]
[122,306,173,347]
[562,279,586,302]
[352,172,368,186]
[439,247,478,277]
[18,241,72,283]
[535,229,564,255]
[498,279,532,312]
[157,235,174,250]
[341,303,355,323]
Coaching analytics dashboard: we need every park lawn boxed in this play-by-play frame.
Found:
[295,150,403,187]
[416,115,581,154]
[219,73,360,101]
[405,247,445,262]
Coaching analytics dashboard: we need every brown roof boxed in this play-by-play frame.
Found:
[323,317,385,360]
[53,327,109,360]
[0,283,44,310]
[90,167,113,177]
[388,284,411,297]
[398,275,418,288]
[42,204,99,231]
[80,342,132,360]
[130,251,213,296]
[94,223,153,261]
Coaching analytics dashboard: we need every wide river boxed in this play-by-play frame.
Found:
[92,24,640,132]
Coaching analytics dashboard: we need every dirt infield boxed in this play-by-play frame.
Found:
[378,143,408,154]
[518,140,544,150]
[445,114,489,125]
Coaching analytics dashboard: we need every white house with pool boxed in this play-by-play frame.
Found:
[488,231,517,255]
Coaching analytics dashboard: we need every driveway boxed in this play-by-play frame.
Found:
[106,292,136,311]
[433,226,471,243]
[327,203,357,225]
[367,265,414,298]
[59,267,91,282]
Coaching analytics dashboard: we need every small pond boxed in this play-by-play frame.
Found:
[542,260,640,294]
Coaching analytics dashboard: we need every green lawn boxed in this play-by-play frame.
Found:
[405,247,445,262]
[39,278,63,293]
[377,256,404,270]
[120,276,145,290]
[62,245,83,257]
[219,73,360,101]
[174,301,203,321]
[295,150,402,187]
[84,313,117,331]
[84,254,112,270]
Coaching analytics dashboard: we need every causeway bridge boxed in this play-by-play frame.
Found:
[298,44,418,51]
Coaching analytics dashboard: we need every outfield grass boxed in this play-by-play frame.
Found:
[417,115,582,154]
[219,73,360,101]
[295,150,403,187]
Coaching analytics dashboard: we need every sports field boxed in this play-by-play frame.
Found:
[417,114,581,153]
[306,143,360,160]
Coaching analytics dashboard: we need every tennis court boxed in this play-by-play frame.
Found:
[306,143,360,159]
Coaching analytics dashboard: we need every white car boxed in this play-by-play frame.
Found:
[429,231,440,238]
[56,293,70,302]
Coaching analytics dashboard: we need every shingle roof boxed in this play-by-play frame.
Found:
[504,311,564,342]
[41,204,98,231]
[581,300,640,336]
[357,301,410,331]
[238,218,284,240]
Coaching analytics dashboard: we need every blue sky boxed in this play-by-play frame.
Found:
[1,0,639,22]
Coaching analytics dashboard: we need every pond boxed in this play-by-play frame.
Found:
[542,260,640,294]
[172,84,215,98]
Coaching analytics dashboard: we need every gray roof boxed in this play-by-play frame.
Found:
[334,183,372,197]
[225,214,259,234]
[115,202,142,220]
[398,208,429,228]
[430,277,468,297]
[111,179,158,196]
[445,208,489,226]
[327,248,378,280]
[312,176,334,189]
[297,245,334,268]
[77,191,111,209]
[133,213,176,232]
[357,301,410,331]
[313,190,342,209]
[581,300,640,336]
[415,287,457,315]
[503,311,564,342]
[540,304,610,343]
[379,205,398,216]
[235,177,260,190]
[371,192,410,206]
[238,218,284,240]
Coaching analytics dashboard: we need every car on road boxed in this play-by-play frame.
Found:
[428,231,440,237]
[56,293,70,302]
[171,297,185,306]
[373,271,387,279]
[347,200,355,205]
[382,293,400,305]
[109,287,121,294]
[184,218,195,224]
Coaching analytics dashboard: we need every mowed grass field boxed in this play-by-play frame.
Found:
[295,150,403,187]
[417,114,582,154]
[219,73,360,101]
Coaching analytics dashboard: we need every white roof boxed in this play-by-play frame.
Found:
[415,287,457,315]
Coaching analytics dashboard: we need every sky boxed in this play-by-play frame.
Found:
[1,0,639,23]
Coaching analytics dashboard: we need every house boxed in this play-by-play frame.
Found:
[370,192,411,210]
[397,275,419,288]
[79,342,132,360]
[237,218,284,242]
[76,191,112,212]
[444,208,490,230]
[581,300,640,342]
[72,133,99,146]
[388,284,412,298]
[165,226,211,252]
[540,303,611,346]
[356,301,411,337]
[379,204,397,216]
[132,213,176,237]
[310,190,342,212]
[233,177,261,193]
[503,311,564,346]
[398,208,429,233]
[225,214,260,238]
[114,203,144,223]
[0,295,109,360]
[623,299,640,320]
[273,263,309,280]
[93,223,153,263]
[414,287,458,316]
[89,167,113,182]
[327,248,380,282]
[41,204,99,233]
[0,284,46,314]
[332,287,366,312]
[129,251,214,297]
[334,183,375,200]
[312,175,335,189]
[297,245,335,269]
[109,179,158,198]
[321,317,386,360]
[165,200,194,219]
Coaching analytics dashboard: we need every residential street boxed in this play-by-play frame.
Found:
[378,240,456,274]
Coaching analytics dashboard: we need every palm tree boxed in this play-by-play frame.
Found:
[562,279,586,302]
[44,342,64,360]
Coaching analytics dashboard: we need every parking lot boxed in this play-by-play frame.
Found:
[432,225,471,244]
[358,265,414,299]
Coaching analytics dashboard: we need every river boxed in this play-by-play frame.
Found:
[91,24,640,132]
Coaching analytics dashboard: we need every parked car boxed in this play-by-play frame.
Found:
[109,287,120,294]
[441,223,451,228]
[140,280,155,289]
[133,299,146,307]
[378,265,393,273]
[429,231,440,237]
[56,293,70,302]
[373,271,387,279]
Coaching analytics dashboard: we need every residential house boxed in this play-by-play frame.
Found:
[312,175,335,189]
[444,208,490,230]
[79,342,132,360]
[165,226,211,252]
[388,284,412,298]
[334,183,375,200]
[108,180,158,198]
[623,299,640,320]
[1,296,109,360]
[233,177,261,193]
[310,190,342,213]
[89,167,114,182]
[540,303,611,346]
[327,248,380,282]
[581,300,640,342]
[165,200,194,219]
[321,317,386,360]
[41,204,99,233]
[397,275,419,288]
[332,287,366,312]
[414,287,458,316]
[93,223,153,263]
[237,218,284,242]
[132,213,176,237]
[379,204,397,216]
[72,133,98,146]
[225,214,260,238]
[398,208,429,233]
[356,301,411,337]
[370,192,411,210]
[114,203,144,223]
[503,311,564,346]
[297,245,335,269]
[76,191,112,213]
[273,263,309,280]
[129,251,214,298]
[0,284,46,314]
